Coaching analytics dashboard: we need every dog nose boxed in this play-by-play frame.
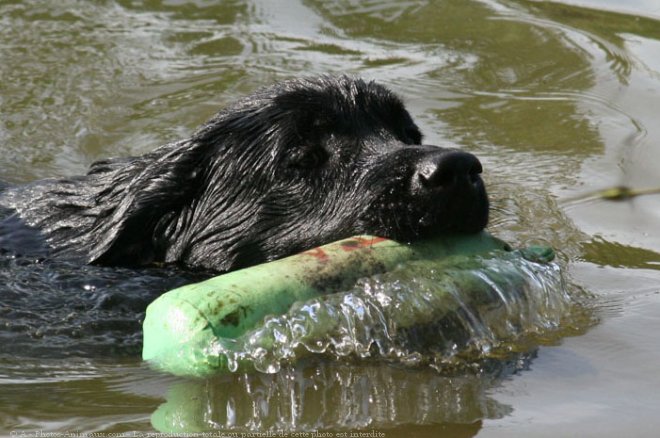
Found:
[416,150,483,189]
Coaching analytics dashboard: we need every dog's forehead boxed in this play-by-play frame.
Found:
[194,77,416,150]
[273,76,407,118]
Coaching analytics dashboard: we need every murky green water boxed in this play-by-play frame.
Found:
[1,0,660,436]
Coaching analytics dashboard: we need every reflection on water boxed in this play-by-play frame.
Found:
[153,359,521,433]
[0,357,171,433]
[2,0,660,435]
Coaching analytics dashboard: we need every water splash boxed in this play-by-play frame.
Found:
[203,248,578,374]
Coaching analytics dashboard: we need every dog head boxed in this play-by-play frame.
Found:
[157,76,489,270]
[7,76,488,272]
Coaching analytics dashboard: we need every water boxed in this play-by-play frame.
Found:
[1,0,660,436]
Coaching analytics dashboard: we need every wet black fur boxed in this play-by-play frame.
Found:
[0,76,488,272]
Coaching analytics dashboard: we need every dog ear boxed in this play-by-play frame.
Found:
[86,140,207,266]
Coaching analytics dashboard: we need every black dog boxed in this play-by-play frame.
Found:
[0,76,488,273]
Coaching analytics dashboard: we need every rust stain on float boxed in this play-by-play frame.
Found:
[340,236,389,252]
[303,247,330,262]
[303,237,389,262]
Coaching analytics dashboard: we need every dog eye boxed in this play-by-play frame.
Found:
[290,147,329,170]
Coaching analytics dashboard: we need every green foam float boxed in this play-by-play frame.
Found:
[142,232,558,377]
